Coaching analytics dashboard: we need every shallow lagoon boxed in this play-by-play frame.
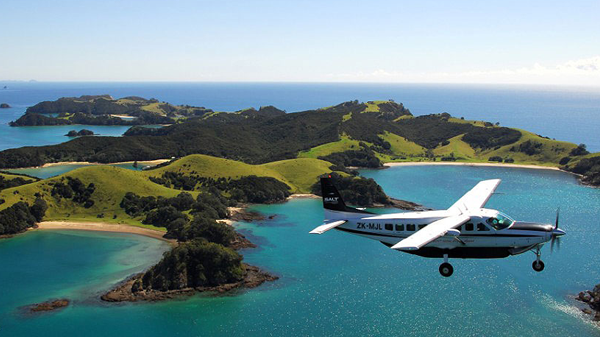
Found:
[1,165,599,336]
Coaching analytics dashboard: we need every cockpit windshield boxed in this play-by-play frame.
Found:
[486,213,514,230]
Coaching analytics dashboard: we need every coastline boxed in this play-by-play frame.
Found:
[40,159,170,168]
[35,221,176,245]
[4,159,171,171]
[383,161,563,171]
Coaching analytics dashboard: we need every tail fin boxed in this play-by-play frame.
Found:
[320,177,372,215]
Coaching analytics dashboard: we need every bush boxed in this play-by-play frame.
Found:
[488,156,503,162]
[0,199,47,235]
[570,144,589,156]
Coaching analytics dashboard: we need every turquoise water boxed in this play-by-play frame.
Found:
[7,162,154,179]
[1,82,599,151]
[1,166,599,336]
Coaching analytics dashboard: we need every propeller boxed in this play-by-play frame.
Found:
[550,208,562,253]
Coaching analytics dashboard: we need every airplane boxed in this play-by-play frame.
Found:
[310,177,566,277]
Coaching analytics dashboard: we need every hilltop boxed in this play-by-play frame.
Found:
[1,99,598,186]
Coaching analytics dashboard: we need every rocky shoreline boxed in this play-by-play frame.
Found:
[577,284,600,322]
[101,264,278,302]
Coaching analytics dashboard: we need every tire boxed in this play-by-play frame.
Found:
[439,262,454,277]
[532,260,545,272]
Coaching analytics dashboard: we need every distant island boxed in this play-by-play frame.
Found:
[65,129,95,137]
[9,95,211,126]
[0,103,10,109]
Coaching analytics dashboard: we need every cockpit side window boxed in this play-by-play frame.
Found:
[465,223,474,231]
[487,214,513,230]
[477,223,490,231]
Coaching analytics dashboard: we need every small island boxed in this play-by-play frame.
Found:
[28,299,70,313]
[65,129,95,137]
[0,103,10,109]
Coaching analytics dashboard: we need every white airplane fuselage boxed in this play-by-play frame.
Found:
[328,209,555,258]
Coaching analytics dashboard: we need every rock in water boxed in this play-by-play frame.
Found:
[29,299,70,312]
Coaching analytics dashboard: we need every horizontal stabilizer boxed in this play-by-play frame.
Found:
[310,220,347,234]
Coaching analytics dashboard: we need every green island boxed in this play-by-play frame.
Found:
[2,97,600,303]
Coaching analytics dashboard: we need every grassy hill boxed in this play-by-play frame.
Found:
[0,166,184,229]
[0,155,337,228]
[145,154,334,193]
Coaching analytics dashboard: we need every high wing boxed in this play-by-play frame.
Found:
[391,214,470,251]
[309,220,347,234]
[447,179,501,214]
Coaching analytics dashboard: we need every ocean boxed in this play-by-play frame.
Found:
[1,82,599,151]
[0,83,599,336]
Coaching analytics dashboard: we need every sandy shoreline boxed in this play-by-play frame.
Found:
[383,161,562,171]
[35,221,175,244]
[39,159,170,169]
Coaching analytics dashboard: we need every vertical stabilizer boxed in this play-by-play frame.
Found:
[320,177,372,217]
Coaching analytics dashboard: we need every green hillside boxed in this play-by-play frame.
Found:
[0,166,184,229]
[0,155,337,229]
[146,154,334,193]
[2,98,598,185]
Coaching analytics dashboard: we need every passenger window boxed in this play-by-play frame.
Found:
[395,224,404,231]
[465,223,473,231]
[385,224,393,231]
[407,224,415,231]
[477,223,490,231]
[418,224,426,230]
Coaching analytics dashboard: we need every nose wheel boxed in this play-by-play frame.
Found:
[531,245,545,272]
[532,260,545,272]
[439,263,453,277]
[439,253,454,277]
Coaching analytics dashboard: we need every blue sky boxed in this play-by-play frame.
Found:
[2,0,599,85]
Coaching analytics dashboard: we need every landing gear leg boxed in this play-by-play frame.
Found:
[439,253,453,277]
[532,246,545,272]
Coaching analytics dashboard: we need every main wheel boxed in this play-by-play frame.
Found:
[439,263,454,277]
[532,260,545,272]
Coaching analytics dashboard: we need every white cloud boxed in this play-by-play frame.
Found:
[325,56,600,86]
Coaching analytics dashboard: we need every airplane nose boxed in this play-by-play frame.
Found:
[553,228,566,236]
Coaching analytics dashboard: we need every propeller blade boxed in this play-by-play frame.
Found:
[556,237,561,251]
[555,208,560,230]
[550,236,555,253]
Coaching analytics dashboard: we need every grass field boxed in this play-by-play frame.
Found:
[297,136,363,159]
[0,166,184,229]
[0,172,38,182]
[146,154,334,193]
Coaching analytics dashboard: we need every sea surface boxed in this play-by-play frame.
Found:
[1,82,599,151]
[1,166,600,336]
